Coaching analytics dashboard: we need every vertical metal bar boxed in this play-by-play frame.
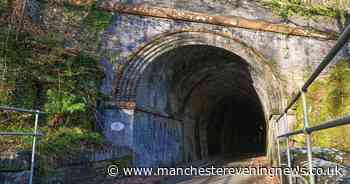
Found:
[182,121,186,163]
[284,114,293,184]
[29,112,39,184]
[301,90,315,184]
[286,138,293,183]
[275,121,283,184]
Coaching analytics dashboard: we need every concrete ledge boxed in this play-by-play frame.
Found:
[98,1,337,40]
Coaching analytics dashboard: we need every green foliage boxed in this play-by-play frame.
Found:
[45,89,85,114]
[0,122,35,151]
[38,127,103,155]
[55,1,113,56]
[0,26,104,152]
[0,0,113,174]
[0,32,38,109]
[262,0,338,19]
[0,0,10,15]
[80,2,113,55]
[83,3,112,33]
[36,126,105,174]
[294,60,350,151]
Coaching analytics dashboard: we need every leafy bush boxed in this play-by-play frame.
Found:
[45,89,85,115]
[38,127,103,155]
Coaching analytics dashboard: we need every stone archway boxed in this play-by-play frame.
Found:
[114,31,283,167]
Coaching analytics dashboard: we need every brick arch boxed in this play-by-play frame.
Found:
[115,31,283,117]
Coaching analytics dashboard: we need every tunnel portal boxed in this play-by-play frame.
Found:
[133,45,267,167]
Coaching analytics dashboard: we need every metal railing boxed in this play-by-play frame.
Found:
[274,23,350,184]
[273,25,350,184]
[0,106,45,184]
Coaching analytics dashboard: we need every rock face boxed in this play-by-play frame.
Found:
[96,0,341,168]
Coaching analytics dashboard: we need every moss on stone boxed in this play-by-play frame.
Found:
[294,59,350,152]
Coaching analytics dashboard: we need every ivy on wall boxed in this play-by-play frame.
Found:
[261,0,350,39]
[294,60,350,152]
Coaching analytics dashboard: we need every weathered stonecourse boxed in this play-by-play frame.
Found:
[97,0,337,167]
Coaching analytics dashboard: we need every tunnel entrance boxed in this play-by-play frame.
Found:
[133,44,268,167]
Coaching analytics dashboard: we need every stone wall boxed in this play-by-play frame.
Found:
[97,0,339,167]
[0,149,131,184]
[133,111,183,167]
[1,160,126,184]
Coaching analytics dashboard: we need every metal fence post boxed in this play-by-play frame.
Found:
[284,114,293,184]
[301,90,315,184]
[275,121,283,184]
[29,112,39,184]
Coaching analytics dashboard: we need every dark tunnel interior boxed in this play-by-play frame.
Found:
[135,45,268,164]
[207,96,266,157]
